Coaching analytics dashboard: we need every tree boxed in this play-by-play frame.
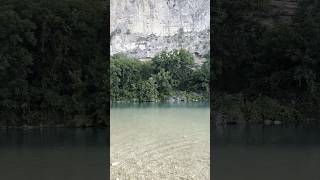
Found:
[137,78,158,102]
[0,0,107,127]
[152,49,194,90]
[152,69,175,100]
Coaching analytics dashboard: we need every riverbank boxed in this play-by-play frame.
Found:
[111,98,208,103]
[111,91,209,103]
[212,115,320,127]
[211,93,320,126]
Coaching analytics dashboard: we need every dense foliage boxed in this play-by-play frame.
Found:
[0,0,108,127]
[110,49,209,102]
[213,0,320,125]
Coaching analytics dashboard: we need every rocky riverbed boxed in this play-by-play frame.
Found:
[110,103,210,179]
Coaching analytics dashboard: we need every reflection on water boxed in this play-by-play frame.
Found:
[111,102,210,180]
[0,128,107,180]
[213,126,320,180]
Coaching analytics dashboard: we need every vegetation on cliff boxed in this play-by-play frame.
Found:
[213,0,320,125]
[111,49,209,102]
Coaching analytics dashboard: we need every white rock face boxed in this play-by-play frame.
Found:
[110,0,210,59]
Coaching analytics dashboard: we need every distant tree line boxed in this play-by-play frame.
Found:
[213,0,320,125]
[0,0,108,127]
[110,49,209,102]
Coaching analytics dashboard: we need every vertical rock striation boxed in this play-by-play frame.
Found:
[110,0,210,60]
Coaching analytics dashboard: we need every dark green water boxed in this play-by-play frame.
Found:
[0,128,107,180]
[213,126,320,180]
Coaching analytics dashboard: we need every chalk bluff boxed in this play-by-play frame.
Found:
[110,0,210,60]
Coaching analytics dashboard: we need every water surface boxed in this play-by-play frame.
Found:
[111,102,210,179]
[0,128,107,180]
[213,126,320,180]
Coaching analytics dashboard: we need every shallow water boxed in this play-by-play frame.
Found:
[213,126,320,180]
[0,128,107,180]
[111,102,210,180]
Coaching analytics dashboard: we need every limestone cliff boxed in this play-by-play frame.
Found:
[110,0,210,60]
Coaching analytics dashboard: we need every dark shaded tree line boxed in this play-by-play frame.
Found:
[110,49,209,102]
[213,0,320,125]
[0,0,108,127]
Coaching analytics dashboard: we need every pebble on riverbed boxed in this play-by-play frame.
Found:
[111,162,120,166]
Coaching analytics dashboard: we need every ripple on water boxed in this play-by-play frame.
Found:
[111,103,210,180]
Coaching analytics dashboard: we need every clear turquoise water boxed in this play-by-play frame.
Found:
[111,102,210,179]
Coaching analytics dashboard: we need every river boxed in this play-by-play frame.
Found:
[213,126,320,180]
[111,102,210,180]
[0,128,107,180]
